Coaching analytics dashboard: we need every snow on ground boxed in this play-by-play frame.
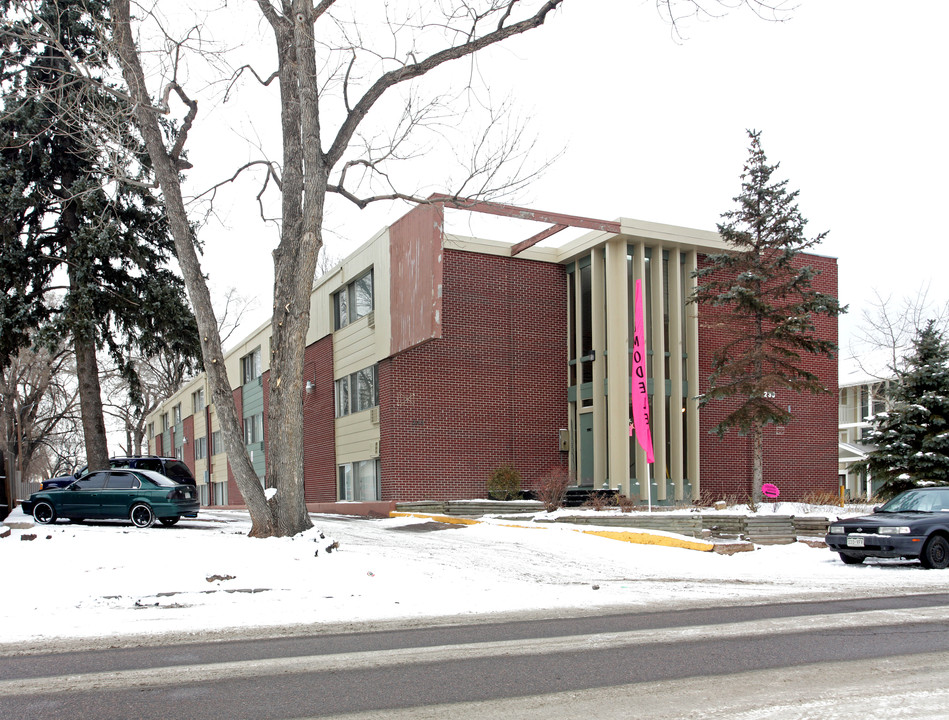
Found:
[2,503,947,648]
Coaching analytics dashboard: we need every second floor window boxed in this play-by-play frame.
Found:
[172,404,182,425]
[194,436,208,460]
[244,413,264,445]
[335,365,379,417]
[192,388,205,414]
[241,347,262,384]
[334,270,374,329]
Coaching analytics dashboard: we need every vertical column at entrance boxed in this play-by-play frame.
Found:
[649,244,667,501]
[591,249,607,488]
[668,247,684,501]
[685,249,701,499]
[605,238,630,496]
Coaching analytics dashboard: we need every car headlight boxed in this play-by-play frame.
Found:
[879,526,911,535]
[829,526,845,534]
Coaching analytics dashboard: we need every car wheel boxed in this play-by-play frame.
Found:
[129,503,155,528]
[838,552,865,565]
[158,516,180,527]
[920,535,949,569]
[33,501,56,525]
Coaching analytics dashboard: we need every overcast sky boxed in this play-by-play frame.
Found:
[172,1,948,368]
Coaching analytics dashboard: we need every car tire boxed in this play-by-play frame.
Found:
[129,503,155,528]
[838,552,865,565]
[158,516,180,527]
[33,501,56,525]
[920,535,949,569]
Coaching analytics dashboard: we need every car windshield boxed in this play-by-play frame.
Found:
[880,489,949,513]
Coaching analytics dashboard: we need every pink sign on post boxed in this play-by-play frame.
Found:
[631,278,654,464]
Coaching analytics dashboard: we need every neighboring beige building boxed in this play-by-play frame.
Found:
[838,376,891,499]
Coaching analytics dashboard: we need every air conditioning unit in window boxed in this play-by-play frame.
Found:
[370,440,380,457]
[370,407,380,424]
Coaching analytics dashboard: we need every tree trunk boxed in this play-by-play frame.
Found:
[63,170,110,473]
[73,327,110,471]
[112,0,276,537]
[256,2,323,537]
[751,422,764,504]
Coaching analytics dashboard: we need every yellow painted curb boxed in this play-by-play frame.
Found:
[390,512,480,526]
[390,512,714,551]
[578,529,714,552]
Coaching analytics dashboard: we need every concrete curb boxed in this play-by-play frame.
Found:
[390,512,714,552]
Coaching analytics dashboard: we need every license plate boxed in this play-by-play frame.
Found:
[847,536,865,548]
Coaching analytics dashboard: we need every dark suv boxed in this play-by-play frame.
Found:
[42,456,196,490]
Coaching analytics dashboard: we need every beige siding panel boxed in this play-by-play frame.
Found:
[334,321,377,378]
[211,453,227,480]
[195,458,207,483]
[334,414,380,464]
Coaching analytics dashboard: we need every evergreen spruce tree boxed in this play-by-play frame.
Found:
[691,130,844,502]
[862,320,949,496]
[0,0,200,470]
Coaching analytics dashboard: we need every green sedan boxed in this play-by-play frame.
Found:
[21,468,199,528]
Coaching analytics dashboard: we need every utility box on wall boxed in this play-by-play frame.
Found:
[559,429,570,452]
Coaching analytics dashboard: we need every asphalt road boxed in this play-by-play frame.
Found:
[2,593,949,719]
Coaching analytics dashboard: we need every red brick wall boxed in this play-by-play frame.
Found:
[302,335,337,502]
[697,252,840,501]
[380,249,568,500]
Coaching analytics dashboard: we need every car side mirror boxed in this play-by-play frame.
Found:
[69,484,80,491]
[872,506,880,513]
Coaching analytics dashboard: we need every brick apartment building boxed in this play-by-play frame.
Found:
[147,201,839,506]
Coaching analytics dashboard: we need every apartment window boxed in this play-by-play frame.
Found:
[335,365,378,417]
[241,347,262,384]
[172,403,182,425]
[211,430,222,455]
[213,481,227,506]
[147,422,154,440]
[244,413,264,445]
[161,413,169,432]
[192,388,205,414]
[334,270,374,329]
[194,436,208,461]
[338,459,381,501]
[175,445,183,460]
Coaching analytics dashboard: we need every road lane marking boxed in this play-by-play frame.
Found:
[2,605,947,698]
[291,651,949,720]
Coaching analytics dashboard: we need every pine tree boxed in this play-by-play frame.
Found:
[0,0,200,470]
[691,130,844,502]
[862,320,949,496]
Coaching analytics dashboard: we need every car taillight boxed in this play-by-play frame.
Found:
[167,489,185,500]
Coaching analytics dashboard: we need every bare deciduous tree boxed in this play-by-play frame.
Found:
[101,0,782,537]
[849,286,949,381]
[108,0,571,537]
[1,343,79,510]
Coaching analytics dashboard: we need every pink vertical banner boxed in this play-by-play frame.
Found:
[630,278,655,463]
